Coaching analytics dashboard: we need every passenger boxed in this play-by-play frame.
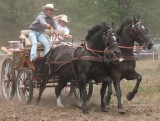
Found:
[29,4,57,62]
[50,15,71,43]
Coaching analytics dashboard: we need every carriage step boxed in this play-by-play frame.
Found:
[48,80,58,83]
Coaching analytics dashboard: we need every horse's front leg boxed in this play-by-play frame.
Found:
[127,72,142,101]
[105,77,113,109]
[113,76,125,114]
[79,74,88,114]
[101,81,108,112]
[100,76,112,112]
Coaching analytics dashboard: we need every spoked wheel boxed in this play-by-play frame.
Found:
[16,67,33,104]
[61,82,73,97]
[73,82,93,101]
[1,58,15,100]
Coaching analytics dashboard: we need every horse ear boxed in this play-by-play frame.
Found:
[111,22,115,29]
[133,15,136,23]
[137,15,141,20]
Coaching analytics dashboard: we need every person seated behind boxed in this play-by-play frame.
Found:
[50,14,71,43]
[29,4,57,63]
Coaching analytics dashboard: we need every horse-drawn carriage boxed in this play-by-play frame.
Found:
[1,18,154,113]
[1,29,93,104]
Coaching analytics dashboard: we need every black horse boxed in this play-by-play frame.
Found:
[103,16,154,113]
[36,22,121,113]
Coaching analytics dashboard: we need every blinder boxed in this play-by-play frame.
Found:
[103,28,117,50]
[131,21,150,42]
[103,29,115,45]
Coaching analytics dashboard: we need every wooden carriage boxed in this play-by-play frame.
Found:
[0,30,93,104]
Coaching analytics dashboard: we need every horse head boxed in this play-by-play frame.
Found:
[85,22,121,57]
[131,15,154,50]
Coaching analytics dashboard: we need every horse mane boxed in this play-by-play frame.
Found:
[117,19,132,36]
[85,22,109,41]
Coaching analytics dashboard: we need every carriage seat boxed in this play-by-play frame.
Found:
[19,29,65,50]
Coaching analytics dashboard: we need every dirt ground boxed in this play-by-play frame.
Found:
[0,58,160,121]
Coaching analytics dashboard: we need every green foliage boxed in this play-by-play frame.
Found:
[0,0,160,45]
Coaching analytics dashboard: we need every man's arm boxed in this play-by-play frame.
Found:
[38,15,51,29]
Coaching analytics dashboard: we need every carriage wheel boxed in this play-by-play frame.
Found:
[61,82,73,97]
[1,58,15,100]
[73,82,93,101]
[16,67,33,104]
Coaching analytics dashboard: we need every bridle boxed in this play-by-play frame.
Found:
[103,28,117,50]
[119,21,150,50]
[84,28,120,62]
[131,21,150,42]
[85,28,118,54]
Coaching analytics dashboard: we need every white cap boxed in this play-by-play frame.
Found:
[60,15,69,22]
[42,4,57,11]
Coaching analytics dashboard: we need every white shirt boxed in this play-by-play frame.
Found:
[50,23,70,42]
[57,24,70,35]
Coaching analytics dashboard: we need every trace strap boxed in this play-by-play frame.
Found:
[118,45,144,49]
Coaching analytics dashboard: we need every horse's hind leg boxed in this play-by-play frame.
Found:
[36,79,48,104]
[127,72,142,101]
[36,65,49,104]
[55,78,68,107]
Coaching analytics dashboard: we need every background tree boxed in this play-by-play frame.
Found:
[0,0,160,45]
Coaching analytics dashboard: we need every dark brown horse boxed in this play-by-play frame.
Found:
[35,22,121,113]
[103,16,154,113]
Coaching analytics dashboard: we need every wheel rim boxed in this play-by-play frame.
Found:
[2,62,13,99]
[17,71,30,103]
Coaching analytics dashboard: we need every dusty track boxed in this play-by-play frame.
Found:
[0,59,160,121]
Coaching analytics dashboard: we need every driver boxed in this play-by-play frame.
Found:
[29,4,57,63]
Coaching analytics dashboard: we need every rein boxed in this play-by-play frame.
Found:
[118,45,144,49]
[45,56,105,73]
[120,56,136,62]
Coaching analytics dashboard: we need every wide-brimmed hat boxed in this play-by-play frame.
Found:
[42,4,57,11]
[59,15,69,23]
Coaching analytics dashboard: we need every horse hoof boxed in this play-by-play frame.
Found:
[83,110,89,114]
[57,104,64,108]
[76,102,82,108]
[101,106,109,112]
[35,100,40,105]
[127,92,135,101]
[118,108,125,114]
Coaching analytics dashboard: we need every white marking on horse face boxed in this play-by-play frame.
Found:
[141,25,145,30]
[57,96,64,107]
[112,35,116,41]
